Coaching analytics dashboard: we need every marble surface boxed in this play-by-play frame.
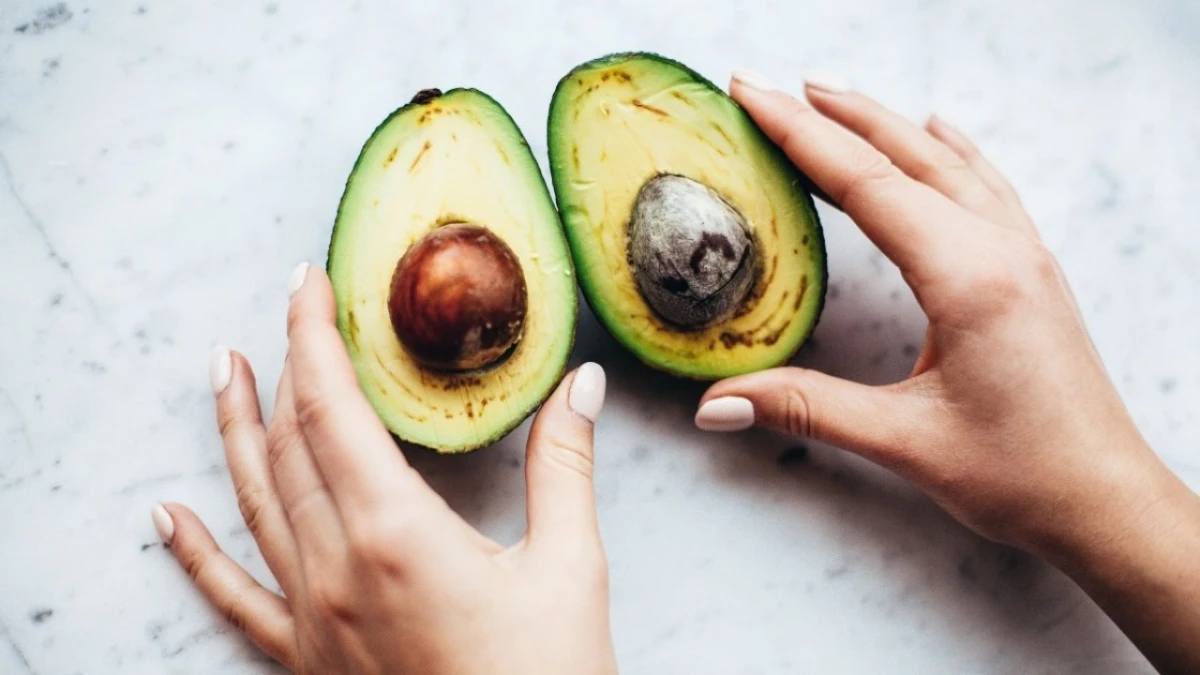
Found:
[2,0,1198,672]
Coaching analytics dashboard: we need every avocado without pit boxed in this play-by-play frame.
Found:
[548,53,827,380]
[328,88,577,453]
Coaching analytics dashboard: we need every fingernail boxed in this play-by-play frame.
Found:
[804,70,851,94]
[287,262,310,298]
[151,504,175,544]
[695,396,755,432]
[732,69,777,92]
[568,362,606,423]
[209,346,232,395]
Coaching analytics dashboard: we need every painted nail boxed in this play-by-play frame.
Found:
[695,396,755,432]
[568,362,606,423]
[732,69,777,92]
[287,262,310,298]
[209,345,232,395]
[151,504,175,544]
[804,70,851,94]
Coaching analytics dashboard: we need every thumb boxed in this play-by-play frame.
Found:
[524,362,606,550]
[696,367,919,465]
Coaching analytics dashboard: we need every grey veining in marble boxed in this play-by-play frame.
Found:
[1,0,1198,673]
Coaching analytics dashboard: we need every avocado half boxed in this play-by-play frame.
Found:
[547,53,826,380]
[329,88,577,453]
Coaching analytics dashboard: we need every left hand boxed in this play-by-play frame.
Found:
[151,263,617,675]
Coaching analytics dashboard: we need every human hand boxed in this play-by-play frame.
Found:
[694,71,1200,673]
[151,264,617,675]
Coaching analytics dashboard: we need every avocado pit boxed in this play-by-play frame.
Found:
[628,174,756,329]
[388,223,527,372]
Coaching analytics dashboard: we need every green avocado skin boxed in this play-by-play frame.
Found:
[327,88,577,454]
[546,52,828,381]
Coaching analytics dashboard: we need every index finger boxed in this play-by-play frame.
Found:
[729,72,979,281]
[284,262,421,512]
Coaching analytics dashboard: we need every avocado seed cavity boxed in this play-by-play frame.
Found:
[388,223,527,372]
[628,174,756,329]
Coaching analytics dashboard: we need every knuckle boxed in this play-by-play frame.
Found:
[776,103,818,155]
[838,150,897,207]
[219,587,253,633]
[234,481,270,538]
[292,386,330,432]
[784,386,814,439]
[539,436,595,481]
[265,424,296,472]
[308,579,357,623]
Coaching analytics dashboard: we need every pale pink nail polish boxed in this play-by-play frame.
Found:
[695,396,755,432]
[151,504,175,544]
[209,346,232,395]
[732,69,777,92]
[287,262,310,298]
[804,70,851,94]
[568,362,606,423]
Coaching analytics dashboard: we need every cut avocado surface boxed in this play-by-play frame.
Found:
[329,88,577,453]
[548,53,826,380]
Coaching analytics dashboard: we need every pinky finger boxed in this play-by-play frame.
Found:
[924,115,1038,235]
[154,503,299,670]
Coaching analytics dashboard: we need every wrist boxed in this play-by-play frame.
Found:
[1030,447,1199,588]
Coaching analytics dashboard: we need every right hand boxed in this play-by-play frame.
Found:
[694,72,1200,674]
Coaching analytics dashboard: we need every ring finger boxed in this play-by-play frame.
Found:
[212,347,304,597]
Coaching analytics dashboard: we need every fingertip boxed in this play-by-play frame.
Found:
[567,362,606,424]
[151,503,175,544]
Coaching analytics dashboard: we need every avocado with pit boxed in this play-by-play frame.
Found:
[547,53,826,380]
[329,88,577,453]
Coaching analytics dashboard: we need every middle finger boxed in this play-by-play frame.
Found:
[269,357,347,566]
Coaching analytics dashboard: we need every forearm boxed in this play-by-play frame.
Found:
[1038,460,1200,675]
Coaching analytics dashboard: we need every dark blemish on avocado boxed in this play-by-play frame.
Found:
[383,146,399,168]
[719,331,753,348]
[441,376,482,392]
[792,248,799,255]
[612,71,632,83]
[347,310,360,342]
[576,78,583,86]
[572,145,580,171]
[710,122,734,148]
[671,91,695,107]
[632,99,669,117]
[13,3,72,34]
[601,73,611,82]
[600,104,611,119]
[494,141,510,165]
[410,88,443,105]
[777,445,808,466]
[30,608,53,624]
[770,215,778,237]
[802,234,810,245]
[794,275,809,310]
[451,133,458,142]
[465,402,475,418]
[409,140,432,172]
[599,149,608,162]
[444,411,454,419]
[688,233,735,273]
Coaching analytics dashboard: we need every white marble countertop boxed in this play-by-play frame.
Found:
[2,0,1198,673]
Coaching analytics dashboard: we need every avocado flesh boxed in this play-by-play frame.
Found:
[547,53,827,380]
[329,88,577,453]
